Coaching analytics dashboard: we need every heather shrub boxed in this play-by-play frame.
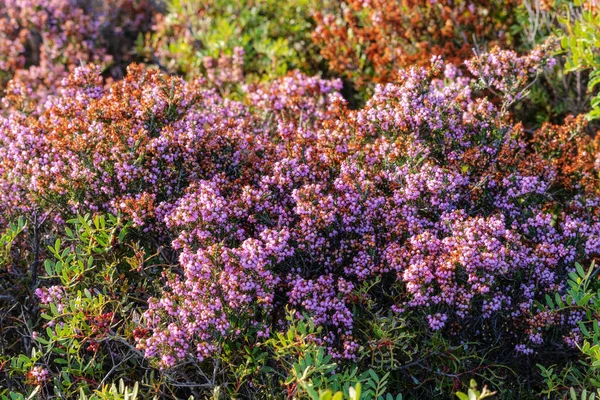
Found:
[0,0,156,111]
[3,6,600,397]
[136,45,576,366]
[311,0,521,100]
[0,62,341,230]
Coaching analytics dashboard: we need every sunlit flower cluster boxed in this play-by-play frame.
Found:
[9,44,600,369]
[0,0,154,111]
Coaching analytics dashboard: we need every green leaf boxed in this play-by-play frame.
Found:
[26,387,40,400]
[588,71,600,90]
[555,293,565,308]
[44,260,54,275]
[580,321,591,336]
[320,391,333,400]
[576,263,586,279]
[545,294,554,309]
[578,293,594,306]
[307,386,320,400]
[368,369,379,382]
[349,383,361,400]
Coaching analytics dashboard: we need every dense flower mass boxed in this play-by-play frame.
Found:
[3,42,597,371]
[136,50,600,366]
[0,0,154,111]
[4,1,600,398]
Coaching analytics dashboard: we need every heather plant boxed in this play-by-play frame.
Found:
[3,10,600,398]
[0,0,156,112]
[128,46,598,396]
[0,62,341,230]
[311,0,521,100]
[136,45,567,366]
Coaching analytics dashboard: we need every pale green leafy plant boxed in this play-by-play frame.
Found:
[559,0,600,120]
[455,379,497,400]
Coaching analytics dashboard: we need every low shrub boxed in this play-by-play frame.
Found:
[0,0,156,111]
[312,0,521,99]
[559,0,600,121]
[2,9,600,397]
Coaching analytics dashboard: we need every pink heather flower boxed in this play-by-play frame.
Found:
[515,344,534,355]
[427,313,448,331]
[35,286,64,304]
[27,366,49,386]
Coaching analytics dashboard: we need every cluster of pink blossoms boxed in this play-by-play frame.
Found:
[465,39,557,105]
[5,44,600,368]
[26,365,49,386]
[137,50,600,365]
[34,285,64,306]
[0,0,154,111]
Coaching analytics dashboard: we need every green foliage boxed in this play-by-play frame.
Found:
[140,0,323,83]
[2,379,152,400]
[0,217,26,267]
[538,261,600,398]
[79,379,141,400]
[1,214,169,398]
[568,388,600,400]
[559,0,600,120]
[455,379,497,400]
[0,388,40,400]
[509,0,599,126]
[43,214,130,288]
[317,382,394,400]
[262,310,403,400]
